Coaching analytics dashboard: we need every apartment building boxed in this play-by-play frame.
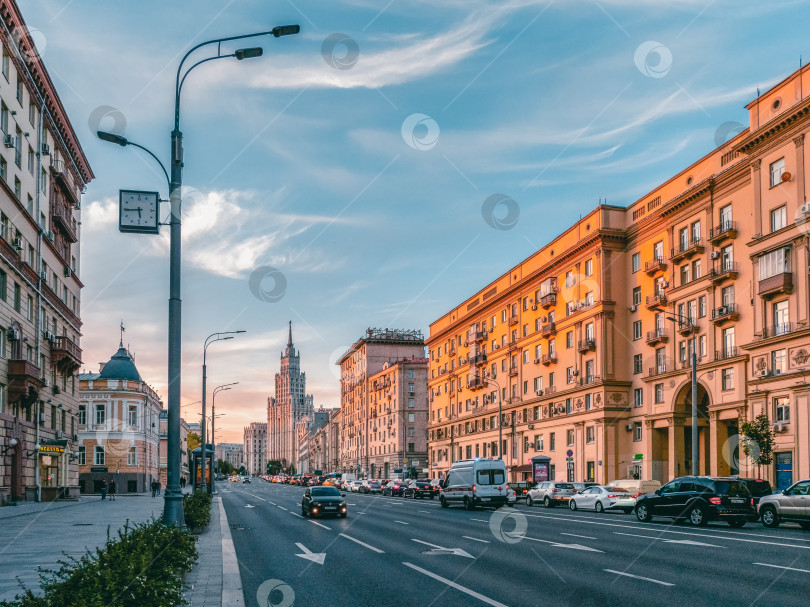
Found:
[0,1,93,503]
[428,63,810,491]
[215,442,243,471]
[243,422,266,476]
[336,328,426,475]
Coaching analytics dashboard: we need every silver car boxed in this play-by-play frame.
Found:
[759,479,810,529]
[569,485,636,514]
[526,481,577,507]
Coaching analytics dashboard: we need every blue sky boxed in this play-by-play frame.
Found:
[19,0,810,442]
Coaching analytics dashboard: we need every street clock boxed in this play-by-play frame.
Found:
[119,189,160,234]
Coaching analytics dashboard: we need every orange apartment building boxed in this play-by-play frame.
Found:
[428,64,810,492]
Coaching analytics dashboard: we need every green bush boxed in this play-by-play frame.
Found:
[182,491,212,530]
[1,519,197,607]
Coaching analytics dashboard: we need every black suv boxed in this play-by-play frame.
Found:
[635,476,754,527]
[732,477,773,521]
[404,480,434,499]
[508,481,536,500]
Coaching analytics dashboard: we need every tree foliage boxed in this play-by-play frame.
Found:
[740,413,775,468]
[217,460,234,475]
[187,433,201,452]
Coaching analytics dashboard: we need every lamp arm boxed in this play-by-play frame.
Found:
[125,140,171,191]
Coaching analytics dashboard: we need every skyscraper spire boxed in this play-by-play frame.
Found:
[287,320,293,348]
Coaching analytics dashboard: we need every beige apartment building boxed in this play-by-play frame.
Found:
[337,328,426,476]
[0,1,93,503]
[428,64,810,492]
[243,421,266,476]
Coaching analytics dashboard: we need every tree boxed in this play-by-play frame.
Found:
[238,465,246,476]
[739,413,775,477]
[218,460,234,475]
[187,432,201,452]
[266,460,282,475]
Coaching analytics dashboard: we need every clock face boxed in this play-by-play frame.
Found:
[119,190,160,234]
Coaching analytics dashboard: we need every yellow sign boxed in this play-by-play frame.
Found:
[40,445,65,454]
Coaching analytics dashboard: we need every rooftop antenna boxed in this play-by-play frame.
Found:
[119,319,125,348]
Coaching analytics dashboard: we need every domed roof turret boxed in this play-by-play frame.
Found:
[98,346,142,382]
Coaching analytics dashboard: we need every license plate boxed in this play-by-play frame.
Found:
[481,498,490,502]
[324,506,337,510]
[730,498,745,504]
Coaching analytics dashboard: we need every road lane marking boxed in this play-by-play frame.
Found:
[613,531,722,548]
[290,513,304,519]
[561,533,597,540]
[295,543,326,565]
[754,563,810,574]
[418,510,431,514]
[278,506,288,511]
[339,533,385,553]
[403,562,508,607]
[522,536,603,553]
[463,536,490,543]
[604,569,673,586]
[394,521,409,525]
[471,519,489,523]
[411,539,474,558]
[309,520,331,530]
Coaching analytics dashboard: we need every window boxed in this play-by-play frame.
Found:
[773,300,789,334]
[565,398,572,414]
[655,383,664,403]
[632,253,640,272]
[0,103,7,134]
[566,331,573,348]
[408,398,414,408]
[95,404,106,426]
[78,405,86,426]
[691,221,701,241]
[770,157,785,187]
[721,286,734,307]
[772,349,786,376]
[634,388,643,408]
[549,432,556,451]
[633,321,642,340]
[50,404,56,429]
[549,372,554,387]
[15,75,22,104]
[14,176,20,199]
[77,446,86,466]
[408,413,415,422]
[94,445,105,466]
[719,204,732,229]
[632,287,641,306]
[585,394,591,410]
[128,405,138,428]
[586,426,594,443]
[633,422,642,442]
[680,264,690,285]
[566,367,575,384]
[771,205,787,232]
[584,291,594,306]
[692,258,702,280]
[698,295,706,318]
[722,368,734,390]
[536,434,544,451]
[1,50,8,80]
[128,446,137,466]
[533,377,543,393]
[0,157,6,182]
[408,383,414,393]
[774,396,790,422]
[13,282,20,312]
[759,247,791,280]
[407,369,414,379]
[679,226,689,249]
[567,429,575,445]
[722,327,735,357]
[584,259,593,276]
[653,241,664,260]
[656,347,666,374]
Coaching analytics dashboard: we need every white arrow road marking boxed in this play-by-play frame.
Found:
[754,563,810,574]
[411,538,475,558]
[604,569,674,587]
[522,536,604,553]
[245,504,255,508]
[463,536,490,544]
[403,563,508,607]
[295,543,326,565]
[663,539,723,548]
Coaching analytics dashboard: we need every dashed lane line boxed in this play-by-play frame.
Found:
[604,569,674,587]
[340,533,385,553]
[309,520,331,530]
[403,562,508,607]
[463,536,491,544]
[753,563,810,574]
[561,533,597,540]
[394,521,409,525]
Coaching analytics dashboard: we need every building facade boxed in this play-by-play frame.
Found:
[215,442,243,472]
[243,422,266,476]
[267,322,313,470]
[78,343,162,494]
[337,328,426,476]
[294,408,334,475]
[427,64,810,491]
[0,1,93,504]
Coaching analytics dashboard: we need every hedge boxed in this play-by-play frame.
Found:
[182,491,212,530]
[0,519,197,607]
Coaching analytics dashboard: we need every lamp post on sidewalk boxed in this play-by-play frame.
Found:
[98,24,299,526]
[211,382,238,492]
[483,372,504,459]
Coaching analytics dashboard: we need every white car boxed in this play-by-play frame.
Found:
[568,485,635,514]
[349,480,364,493]
[506,487,516,507]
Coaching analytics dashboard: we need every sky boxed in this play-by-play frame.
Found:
[16,0,810,443]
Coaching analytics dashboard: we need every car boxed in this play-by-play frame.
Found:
[526,482,577,507]
[569,485,636,513]
[569,482,598,493]
[301,486,347,518]
[404,480,434,499]
[382,480,408,497]
[635,476,755,527]
[242,477,251,484]
[506,487,516,507]
[367,481,382,494]
[731,477,773,520]
[439,459,508,509]
[508,481,536,500]
[758,479,810,529]
[429,479,442,498]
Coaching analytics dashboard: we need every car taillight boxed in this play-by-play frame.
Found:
[709,497,722,505]
[608,494,622,498]
[473,485,477,495]
[750,498,754,506]
[551,488,560,492]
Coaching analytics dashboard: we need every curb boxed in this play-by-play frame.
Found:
[219,497,245,606]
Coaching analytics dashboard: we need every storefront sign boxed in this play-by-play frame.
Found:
[634,453,644,460]
[39,444,65,454]
[91,467,108,472]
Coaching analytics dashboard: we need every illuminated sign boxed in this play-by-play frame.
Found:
[39,445,65,454]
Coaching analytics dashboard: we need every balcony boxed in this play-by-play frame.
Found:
[670,238,704,263]
[709,221,737,245]
[52,198,78,243]
[50,335,82,373]
[677,321,698,337]
[473,329,488,343]
[509,315,519,326]
[579,375,600,386]
[756,323,796,341]
[508,365,518,377]
[8,359,43,406]
[645,257,667,275]
[466,376,487,391]
[712,304,740,325]
[648,364,668,377]
[541,322,557,337]
[52,159,79,204]
[469,353,487,366]
[540,293,557,309]
[645,293,667,309]
[715,347,738,361]
[758,272,793,298]
[709,261,739,285]
[646,328,669,345]
[540,354,557,366]
[545,386,557,395]
[577,338,596,353]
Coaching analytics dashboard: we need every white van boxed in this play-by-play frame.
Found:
[606,479,661,498]
[440,459,508,509]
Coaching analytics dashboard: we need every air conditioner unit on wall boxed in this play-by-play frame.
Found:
[4,134,14,148]
[710,251,721,260]
[773,422,788,433]
[802,203,810,215]
[628,305,637,313]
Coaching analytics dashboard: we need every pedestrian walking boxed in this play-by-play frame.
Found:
[100,480,108,501]
[156,480,161,496]
[180,476,186,489]
[151,480,157,498]
[108,479,117,501]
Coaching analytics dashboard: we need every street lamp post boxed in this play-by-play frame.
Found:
[211,382,238,491]
[654,306,699,476]
[483,372,503,459]
[202,333,245,494]
[98,24,299,527]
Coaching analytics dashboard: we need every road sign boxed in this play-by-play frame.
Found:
[566,457,573,462]
[566,449,574,457]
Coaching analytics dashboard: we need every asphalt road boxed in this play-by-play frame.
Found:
[221,482,810,607]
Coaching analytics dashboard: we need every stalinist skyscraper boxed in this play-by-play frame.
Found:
[267,322,314,470]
